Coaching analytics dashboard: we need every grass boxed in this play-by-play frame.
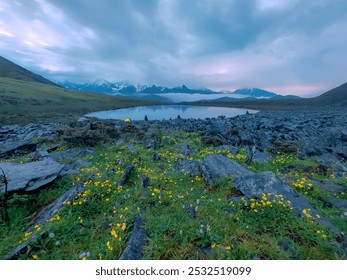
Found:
[1,129,346,260]
[0,77,158,125]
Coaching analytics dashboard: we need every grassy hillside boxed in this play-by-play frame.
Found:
[311,82,347,105]
[0,56,56,86]
[0,77,155,124]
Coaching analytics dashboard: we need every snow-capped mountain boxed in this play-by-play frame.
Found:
[56,80,300,102]
[56,80,216,95]
[233,88,277,98]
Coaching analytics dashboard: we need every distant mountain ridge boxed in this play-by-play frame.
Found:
[57,80,297,100]
[58,80,215,95]
[0,56,56,86]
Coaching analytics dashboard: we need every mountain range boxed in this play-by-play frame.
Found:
[57,80,301,102]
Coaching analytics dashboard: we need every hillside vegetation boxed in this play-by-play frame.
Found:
[0,56,56,86]
[0,77,155,124]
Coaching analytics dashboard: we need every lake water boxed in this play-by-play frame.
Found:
[85,105,258,121]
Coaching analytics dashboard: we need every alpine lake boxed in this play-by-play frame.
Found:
[85,105,258,121]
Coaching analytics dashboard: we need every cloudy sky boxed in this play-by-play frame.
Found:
[1,0,347,96]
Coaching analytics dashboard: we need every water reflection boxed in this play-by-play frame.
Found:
[86,105,258,121]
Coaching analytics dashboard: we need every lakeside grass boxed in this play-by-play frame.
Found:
[1,129,345,260]
[0,77,157,125]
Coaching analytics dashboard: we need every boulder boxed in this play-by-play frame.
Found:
[174,142,192,157]
[201,155,253,185]
[174,160,202,177]
[233,171,339,234]
[58,160,91,177]
[253,151,270,163]
[49,147,95,162]
[127,143,138,153]
[0,159,64,193]
[341,129,347,142]
[216,145,238,155]
[0,141,38,159]
[119,215,148,260]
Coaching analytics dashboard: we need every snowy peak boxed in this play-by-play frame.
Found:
[233,88,277,98]
[56,80,300,101]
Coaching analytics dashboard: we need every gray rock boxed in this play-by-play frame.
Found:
[315,181,345,193]
[340,129,347,142]
[0,141,38,159]
[201,154,253,184]
[4,179,85,260]
[174,160,202,177]
[27,179,85,232]
[233,171,339,234]
[128,143,138,153]
[0,159,64,193]
[174,142,192,157]
[119,215,148,260]
[216,145,238,155]
[315,154,347,175]
[58,160,91,177]
[118,164,134,186]
[139,175,150,190]
[49,147,95,162]
[253,151,270,164]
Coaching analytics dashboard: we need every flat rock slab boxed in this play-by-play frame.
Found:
[233,171,340,234]
[0,141,38,159]
[49,147,95,162]
[119,215,148,260]
[174,160,202,177]
[201,154,253,184]
[0,159,64,193]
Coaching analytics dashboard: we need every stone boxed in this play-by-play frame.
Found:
[49,147,95,162]
[139,175,150,190]
[201,154,253,185]
[118,164,134,186]
[174,160,202,177]
[200,135,225,146]
[216,145,238,155]
[253,151,270,163]
[4,178,86,260]
[27,180,85,232]
[58,160,91,177]
[0,159,64,193]
[128,143,138,153]
[233,171,339,234]
[119,215,148,260]
[0,141,38,159]
[174,142,192,157]
[340,129,347,142]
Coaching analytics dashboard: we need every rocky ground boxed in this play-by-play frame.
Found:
[0,108,346,259]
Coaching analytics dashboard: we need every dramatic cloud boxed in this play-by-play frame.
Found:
[1,0,347,96]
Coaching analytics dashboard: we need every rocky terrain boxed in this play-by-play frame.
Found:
[0,108,346,260]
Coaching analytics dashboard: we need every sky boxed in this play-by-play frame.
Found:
[1,0,347,96]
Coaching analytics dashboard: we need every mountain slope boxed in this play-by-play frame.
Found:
[0,56,56,86]
[310,82,347,106]
[0,77,155,124]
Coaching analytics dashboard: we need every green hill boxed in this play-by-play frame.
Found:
[311,82,347,106]
[0,56,56,86]
[0,77,153,124]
